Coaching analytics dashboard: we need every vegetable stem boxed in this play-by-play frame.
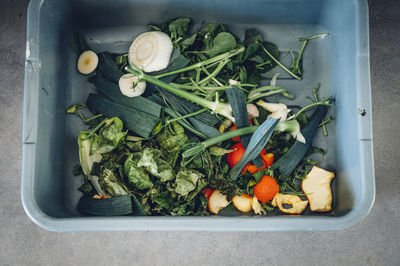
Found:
[79,113,104,124]
[248,88,294,102]
[290,33,328,75]
[292,100,332,119]
[299,33,329,41]
[89,118,108,135]
[154,47,245,79]
[170,83,254,91]
[166,108,208,124]
[182,125,260,159]
[198,59,229,85]
[126,66,234,121]
[260,43,302,80]
[289,40,307,75]
[201,66,225,86]
[164,108,208,139]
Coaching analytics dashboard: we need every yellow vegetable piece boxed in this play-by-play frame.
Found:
[77,50,98,74]
[302,166,335,212]
[271,193,308,214]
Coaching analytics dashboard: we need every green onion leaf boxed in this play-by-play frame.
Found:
[230,117,279,180]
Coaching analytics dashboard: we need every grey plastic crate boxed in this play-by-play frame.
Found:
[22,0,374,231]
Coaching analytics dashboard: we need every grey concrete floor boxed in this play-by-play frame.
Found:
[1,0,399,265]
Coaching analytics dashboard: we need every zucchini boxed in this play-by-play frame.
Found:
[86,94,159,139]
[271,106,328,177]
[78,194,133,216]
[94,76,162,117]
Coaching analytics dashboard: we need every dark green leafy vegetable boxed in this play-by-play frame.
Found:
[205,32,237,57]
[175,169,203,196]
[244,28,263,47]
[91,117,127,154]
[94,76,162,118]
[124,153,154,190]
[97,52,123,83]
[78,195,133,216]
[168,17,191,37]
[226,86,263,167]
[137,148,174,182]
[101,168,128,196]
[69,32,90,55]
[69,21,333,217]
[155,121,189,166]
[86,93,159,139]
[230,117,279,180]
[271,106,328,177]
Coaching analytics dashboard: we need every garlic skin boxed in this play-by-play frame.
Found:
[302,166,335,212]
[246,104,259,119]
[128,31,173,72]
[257,101,291,121]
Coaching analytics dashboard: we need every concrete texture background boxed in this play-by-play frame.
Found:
[1,0,399,265]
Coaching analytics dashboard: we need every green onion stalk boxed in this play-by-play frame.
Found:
[247,85,295,102]
[154,47,245,79]
[182,119,306,165]
[125,66,235,121]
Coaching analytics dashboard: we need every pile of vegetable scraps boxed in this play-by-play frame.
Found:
[67,17,336,216]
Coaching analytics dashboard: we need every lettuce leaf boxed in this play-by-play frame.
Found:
[124,153,154,190]
[174,169,203,196]
[137,148,174,181]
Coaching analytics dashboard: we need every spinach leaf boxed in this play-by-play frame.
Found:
[243,42,261,61]
[126,140,142,152]
[244,28,263,47]
[206,32,237,57]
[259,41,280,72]
[169,17,191,36]
[181,33,197,49]
[201,23,226,37]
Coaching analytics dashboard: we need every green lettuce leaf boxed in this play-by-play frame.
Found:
[124,153,153,190]
[155,122,189,166]
[175,169,203,196]
[137,148,174,181]
[91,117,127,154]
[101,168,128,196]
